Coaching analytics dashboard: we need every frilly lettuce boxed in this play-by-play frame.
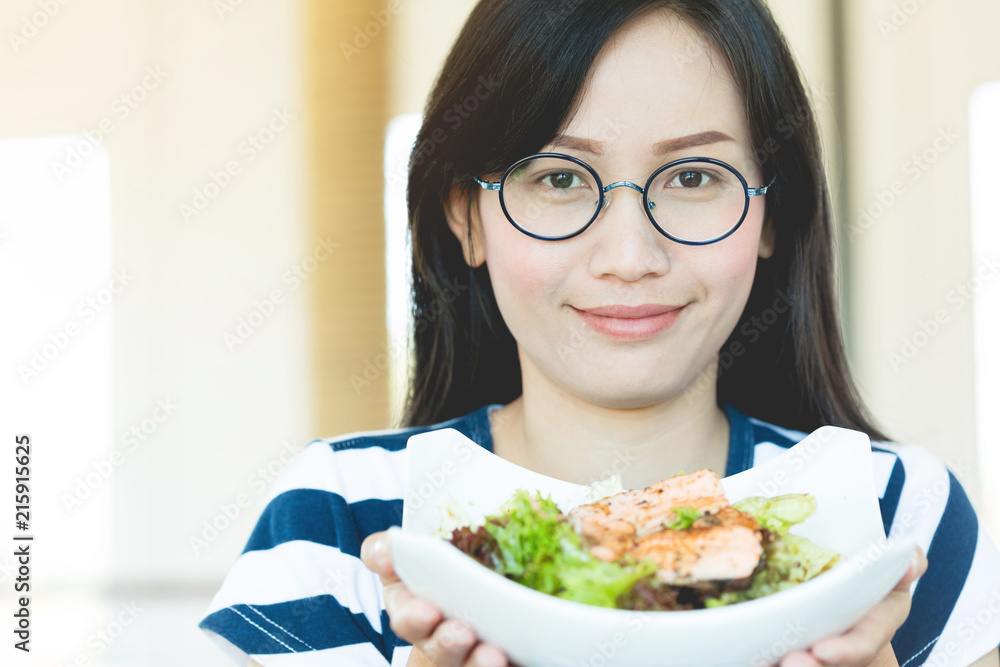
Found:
[482,490,656,608]
[704,494,840,607]
[733,494,818,533]
[448,490,840,610]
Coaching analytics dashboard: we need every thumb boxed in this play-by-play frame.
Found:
[896,546,928,590]
[360,531,398,584]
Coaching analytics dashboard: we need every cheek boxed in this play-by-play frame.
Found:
[478,207,570,333]
[689,213,765,316]
[712,239,759,289]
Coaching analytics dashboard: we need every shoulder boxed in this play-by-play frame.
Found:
[198,404,498,665]
[743,415,925,534]
[744,413,1000,666]
[878,440,1000,666]
[242,404,498,553]
[260,403,497,505]
[745,415,902,484]
[741,413,973,571]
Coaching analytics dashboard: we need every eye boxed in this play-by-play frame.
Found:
[669,170,715,188]
[540,171,586,189]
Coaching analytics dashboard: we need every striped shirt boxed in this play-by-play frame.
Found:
[199,403,1000,666]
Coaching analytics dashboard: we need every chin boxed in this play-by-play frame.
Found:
[572,380,686,411]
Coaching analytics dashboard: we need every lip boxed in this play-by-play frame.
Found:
[572,303,687,340]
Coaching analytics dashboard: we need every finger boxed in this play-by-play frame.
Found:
[410,635,510,667]
[780,549,925,667]
[462,641,509,667]
[416,618,478,667]
[894,546,928,591]
[363,532,449,645]
[807,588,912,665]
[777,650,821,667]
[360,531,397,584]
[382,580,443,644]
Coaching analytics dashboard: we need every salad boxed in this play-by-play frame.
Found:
[445,469,840,610]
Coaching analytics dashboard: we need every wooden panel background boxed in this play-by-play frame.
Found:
[306,0,392,435]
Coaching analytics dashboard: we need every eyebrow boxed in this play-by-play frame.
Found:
[548,130,735,157]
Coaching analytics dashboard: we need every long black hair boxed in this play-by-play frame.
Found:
[400,0,887,440]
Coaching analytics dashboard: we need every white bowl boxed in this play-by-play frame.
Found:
[389,425,916,667]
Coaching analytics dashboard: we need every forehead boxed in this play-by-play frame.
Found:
[557,10,749,152]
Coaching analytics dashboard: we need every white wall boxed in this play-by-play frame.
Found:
[1,0,310,663]
[841,0,1000,536]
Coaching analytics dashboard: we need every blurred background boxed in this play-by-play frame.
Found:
[0,0,997,664]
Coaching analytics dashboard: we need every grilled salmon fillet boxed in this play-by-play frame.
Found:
[570,469,729,538]
[568,469,763,583]
[629,506,763,584]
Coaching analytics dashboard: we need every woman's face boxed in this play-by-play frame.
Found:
[450,10,773,409]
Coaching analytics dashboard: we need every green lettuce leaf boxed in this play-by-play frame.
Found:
[465,489,840,610]
[667,506,702,530]
[733,493,818,533]
[704,531,841,606]
[482,490,657,608]
[704,494,840,607]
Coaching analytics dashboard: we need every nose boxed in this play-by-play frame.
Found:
[600,180,646,209]
[588,180,670,282]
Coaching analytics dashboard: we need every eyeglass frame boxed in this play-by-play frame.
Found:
[474,152,776,245]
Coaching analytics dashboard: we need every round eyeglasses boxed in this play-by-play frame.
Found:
[474,153,775,245]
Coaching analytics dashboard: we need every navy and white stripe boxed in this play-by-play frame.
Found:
[742,413,1000,666]
[200,403,1000,666]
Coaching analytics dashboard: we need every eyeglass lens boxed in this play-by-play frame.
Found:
[500,156,749,243]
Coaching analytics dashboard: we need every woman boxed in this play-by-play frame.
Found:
[199,1,1000,665]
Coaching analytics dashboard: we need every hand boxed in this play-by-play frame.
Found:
[360,530,513,667]
[776,546,929,667]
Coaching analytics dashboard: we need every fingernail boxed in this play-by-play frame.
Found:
[478,644,507,667]
[371,534,387,563]
[812,644,839,661]
[778,654,810,667]
[408,602,438,634]
[909,550,920,574]
[441,620,474,648]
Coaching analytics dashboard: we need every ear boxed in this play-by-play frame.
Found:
[444,184,487,268]
[758,213,775,259]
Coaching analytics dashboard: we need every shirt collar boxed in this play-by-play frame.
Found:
[722,401,756,477]
[474,401,756,478]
